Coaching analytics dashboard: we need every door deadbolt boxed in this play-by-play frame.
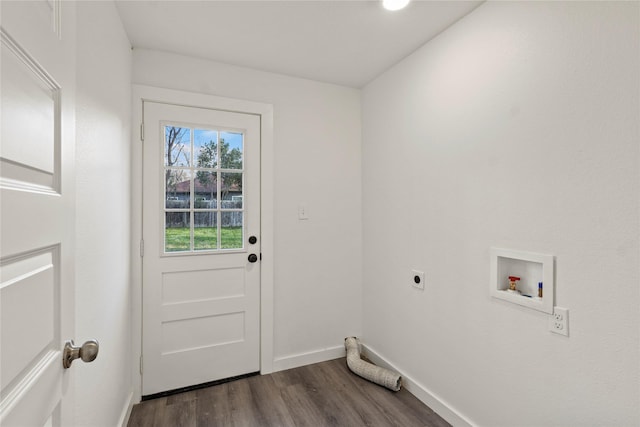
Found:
[248,236,257,244]
[63,339,99,369]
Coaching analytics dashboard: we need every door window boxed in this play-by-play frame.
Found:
[163,125,244,253]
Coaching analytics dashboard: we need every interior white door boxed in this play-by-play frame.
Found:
[142,101,261,396]
[0,1,76,426]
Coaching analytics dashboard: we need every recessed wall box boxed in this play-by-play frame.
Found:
[490,247,554,314]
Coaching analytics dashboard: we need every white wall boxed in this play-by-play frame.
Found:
[362,2,639,426]
[75,1,133,425]
[132,49,362,366]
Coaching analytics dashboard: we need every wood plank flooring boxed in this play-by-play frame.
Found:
[128,358,451,427]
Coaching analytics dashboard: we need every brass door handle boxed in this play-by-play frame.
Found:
[63,339,99,369]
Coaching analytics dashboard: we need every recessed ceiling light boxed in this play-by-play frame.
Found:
[383,0,410,11]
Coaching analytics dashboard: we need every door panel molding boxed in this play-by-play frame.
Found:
[0,246,59,392]
[0,350,61,427]
[0,28,61,193]
[131,85,274,401]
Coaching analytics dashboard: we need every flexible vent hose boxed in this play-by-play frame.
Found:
[344,337,402,392]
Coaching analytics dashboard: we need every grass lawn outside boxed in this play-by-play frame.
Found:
[165,227,242,251]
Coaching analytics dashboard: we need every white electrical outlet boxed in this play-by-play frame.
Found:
[411,270,425,290]
[549,307,569,336]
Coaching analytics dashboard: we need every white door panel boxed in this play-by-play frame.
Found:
[142,102,261,396]
[0,1,76,426]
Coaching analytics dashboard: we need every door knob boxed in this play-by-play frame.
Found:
[248,253,258,263]
[63,339,99,369]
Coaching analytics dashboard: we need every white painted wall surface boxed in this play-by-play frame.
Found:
[75,2,133,425]
[362,2,639,426]
[132,49,362,365]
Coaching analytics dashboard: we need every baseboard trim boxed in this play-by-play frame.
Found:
[118,391,134,427]
[361,344,475,427]
[272,345,346,372]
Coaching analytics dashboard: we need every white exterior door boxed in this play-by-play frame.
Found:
[0,1,76,426]
[142,101,261,396]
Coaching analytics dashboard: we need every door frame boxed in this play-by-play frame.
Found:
[131,84,274,401]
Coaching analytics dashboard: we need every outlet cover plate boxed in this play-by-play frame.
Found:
[411,270,425,290]
[549,306,569,336]
[298,204,309,220]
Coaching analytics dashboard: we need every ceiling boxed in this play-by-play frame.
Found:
[115,0,482,88]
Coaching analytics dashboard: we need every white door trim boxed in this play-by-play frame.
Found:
[131,84,274,402]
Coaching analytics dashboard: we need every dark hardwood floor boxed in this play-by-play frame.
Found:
[128,357,451,427]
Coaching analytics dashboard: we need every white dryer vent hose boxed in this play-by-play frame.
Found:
[344,337,402,392]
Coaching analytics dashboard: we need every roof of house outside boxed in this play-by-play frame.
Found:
[171,178,241,193]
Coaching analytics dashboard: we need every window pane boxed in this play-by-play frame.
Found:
[221,212,243,249]
[221,172,242,209]
[165,169,192,209]
[194,129,218,169]
[220,131,243,170]
[194,171,217,209]
[164,126,191,167]
[194,212,218,251]
[165,212,191,252]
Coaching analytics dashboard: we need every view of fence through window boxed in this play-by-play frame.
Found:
[164,125,244,252]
